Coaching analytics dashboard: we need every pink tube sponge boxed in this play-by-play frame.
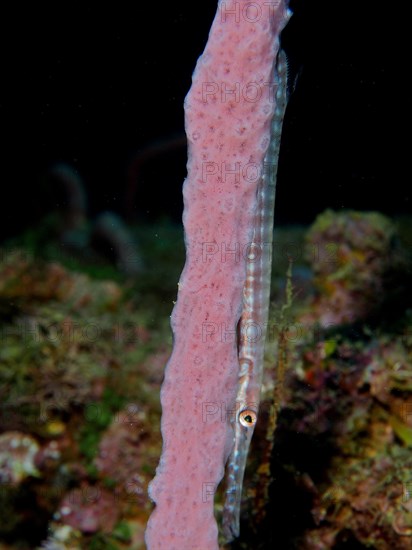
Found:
[145,1,290,548]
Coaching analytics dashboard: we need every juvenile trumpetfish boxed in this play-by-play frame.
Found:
[146,1,292,547]
[222,46,290,542]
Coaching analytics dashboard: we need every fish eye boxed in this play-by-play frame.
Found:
[239,409,257,427]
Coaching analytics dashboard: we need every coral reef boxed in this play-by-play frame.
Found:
[1,210,412,549]
[55,485,119,534]
[0,432,40,485]
[303,210,400,327]
[0,246,165,548]
[281,335,412,549]
[222,212,412,549]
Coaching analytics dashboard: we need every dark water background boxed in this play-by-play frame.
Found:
[0,0,403,242]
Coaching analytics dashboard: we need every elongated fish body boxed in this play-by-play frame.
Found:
[222,48,289,542]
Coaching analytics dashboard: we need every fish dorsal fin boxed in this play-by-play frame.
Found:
[279,48,301,100]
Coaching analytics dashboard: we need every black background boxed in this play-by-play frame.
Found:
[0,0,402,241]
